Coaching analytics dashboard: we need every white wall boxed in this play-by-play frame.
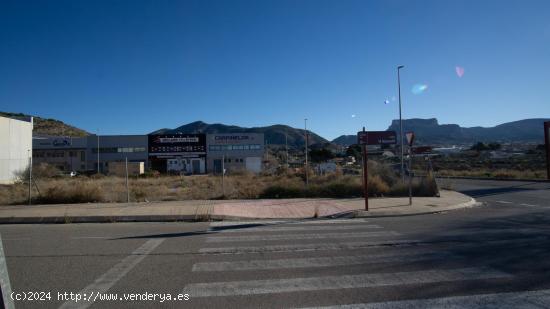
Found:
[245,157,262,173]
[0,116,33,184]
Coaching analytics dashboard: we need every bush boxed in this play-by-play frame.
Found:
[15,163,61,183]
[260,184,305,198]
[35,182,103,204]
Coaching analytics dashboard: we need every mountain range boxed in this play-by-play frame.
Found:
[151,121,329,148]
[332,118,550,146]
[2,111,548,147]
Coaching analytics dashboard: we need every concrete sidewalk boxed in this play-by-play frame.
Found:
[0,190,478,223]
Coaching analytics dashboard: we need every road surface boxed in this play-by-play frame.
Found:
[1,178,549,308]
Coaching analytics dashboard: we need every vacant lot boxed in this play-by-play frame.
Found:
[1,162,438,205]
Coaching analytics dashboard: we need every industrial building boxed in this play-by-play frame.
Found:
[206,133,264,174]
[0,115,33,184]
[33,136,88,172]
[33,135,148,174]
[148,134,206,174]
[89,135,148,173]
[29,132,264,175]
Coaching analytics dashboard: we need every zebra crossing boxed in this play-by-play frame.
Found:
[182,218,547,308]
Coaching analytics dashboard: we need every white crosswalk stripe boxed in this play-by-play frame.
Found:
[191,220,522,307]
[298,289,550,308]
[183,267,511,297]
[206,231,400,243]
[199,239,419,254]
[192,250,453,272]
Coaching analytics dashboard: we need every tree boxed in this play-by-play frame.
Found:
[345,144,362,161]
[470,142,500,151]
[309,148,335,163]
[488,142,501,150]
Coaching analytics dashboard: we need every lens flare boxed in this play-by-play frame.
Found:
[455,66,465,78]
[351,114,356,118]
[412,84,428,95]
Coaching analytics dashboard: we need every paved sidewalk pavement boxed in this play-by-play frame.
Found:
[0,190,478,223]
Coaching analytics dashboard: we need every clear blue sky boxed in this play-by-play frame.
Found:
[1,0,549,140]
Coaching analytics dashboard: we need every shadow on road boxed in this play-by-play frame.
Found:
[419,211,550,275]
[457,182,548,198]
[114,218,348,239]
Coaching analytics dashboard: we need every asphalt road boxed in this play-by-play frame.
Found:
[1,178,550,309]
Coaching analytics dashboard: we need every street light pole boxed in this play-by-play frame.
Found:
[304,118,309,187]
[97,131,100,174]
[285,133,289,167]
[397,65,405,181]
[28,149,32,206]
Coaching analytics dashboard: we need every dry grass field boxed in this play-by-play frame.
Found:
[0,162,439,205]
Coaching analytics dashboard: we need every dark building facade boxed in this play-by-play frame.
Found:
[148,134,206,174]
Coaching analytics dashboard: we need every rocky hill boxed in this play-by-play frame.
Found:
[0,112,89,137]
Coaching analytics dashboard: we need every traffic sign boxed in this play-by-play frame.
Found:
[405,132,415,146]
[357,131,397,145]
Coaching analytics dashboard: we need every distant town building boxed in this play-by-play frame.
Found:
[0,115,33,184]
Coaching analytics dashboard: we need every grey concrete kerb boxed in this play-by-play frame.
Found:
[0,190,480,223]
[352,196,481,218]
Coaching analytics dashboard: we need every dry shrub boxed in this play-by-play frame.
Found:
[368,175,390,196]
[0,184,28,205]
[0,162,440,204]
[14,163,61,183]
[35,181,103,204]
[388,176,439,197]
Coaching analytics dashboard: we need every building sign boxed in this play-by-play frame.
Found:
[156,136,199,143]
[52,139,71,147]
[210,134,259,145]
[357,131,397,145]
[148,134,206,155]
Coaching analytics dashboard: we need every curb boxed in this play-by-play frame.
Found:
[350,197,481,218]
[0,198,481,224]
[436,176,550,183]
[0,215,199,224]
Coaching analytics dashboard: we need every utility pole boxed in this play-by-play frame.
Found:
[361,127,368,211]
[545,121,550,180]
[285,133,289,167]
[408,145,413,205]
[28,149,32,206]
[221,155,225,196]
[304,118,309,187]
[397,65,405,181]
[97,131,100,174]
[125,157,130,203]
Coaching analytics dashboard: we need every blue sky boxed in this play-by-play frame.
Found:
[1,0,549,140]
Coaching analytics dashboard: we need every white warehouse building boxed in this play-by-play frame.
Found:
[0,115,33,184]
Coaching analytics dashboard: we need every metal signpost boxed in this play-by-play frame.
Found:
[357,130,397,211]
[545,121,550,180]
[405,132,415,206]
